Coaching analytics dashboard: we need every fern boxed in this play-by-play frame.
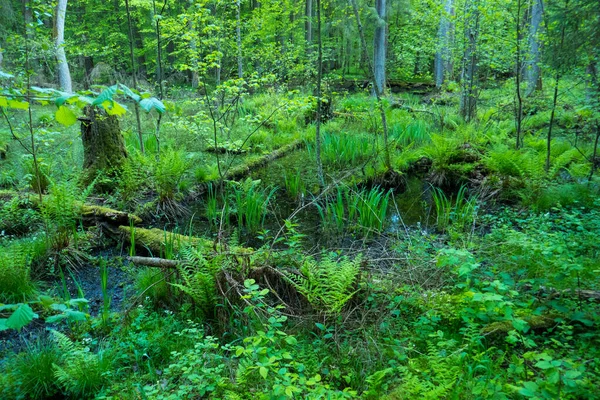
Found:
[170,246,221,318]
[51,330,112,398]
[285,253,361,314]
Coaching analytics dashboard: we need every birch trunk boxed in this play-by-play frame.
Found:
[434,0,454,89]
[373,0,387,94]
[315,0,324,187]
[525,0,543,96]
[54,0,72,93]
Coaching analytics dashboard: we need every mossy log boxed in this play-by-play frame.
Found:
[221,140,305,182]
[126,256,179,269]
[81,205,142,226]
[118,226,212,255]
[482,314,559,335]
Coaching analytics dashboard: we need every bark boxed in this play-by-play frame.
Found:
[434,0,454,89]
[79,106,128,187]
[0,47,3,71]
[515,0,524,149]
[373,0,387,94]
[305,0,312,50]
[349,0,392,170]
[525,0,543,96]
[127,256,179,269]
[124,0,144,153]
[236,0,243,78]
[315,0,324,187]
[460,0,480,122]
[53,0,72,93]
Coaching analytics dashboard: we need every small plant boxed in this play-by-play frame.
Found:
[350,187,391,236]
[284,170,306,200]
[52,330,113,398]
[2,338,61,399]
[232,178,276,233]
[285,252,361,314]
[135,268,169,305]
[0,239,42,302]
[317,187,346,233]
[431,184,478,233]
[99,258,110,326]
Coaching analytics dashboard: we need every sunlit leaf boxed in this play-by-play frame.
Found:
[6,303,38,331]
[55,105,78,127]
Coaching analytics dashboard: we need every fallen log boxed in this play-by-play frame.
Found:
[81,205,142,226]
[126,256,179,269]
[118,226,211,255]
[482,314,559,335]
[221,139,306,182]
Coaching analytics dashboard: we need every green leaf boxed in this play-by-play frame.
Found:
[118,84,141,102]
[105,101,127,116]
[92,86,117,106]
[139,97,166,114]
[8,99,29,110]
[0,319,7,330]
[259,366,268,379]
[6,304,37,331]
[0,96,8,107]
[55,105,78,127]
[519,381,539,397]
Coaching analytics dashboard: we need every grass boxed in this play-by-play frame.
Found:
[232,179,277,233]
[284,170,306,199]
[431,184,478,233]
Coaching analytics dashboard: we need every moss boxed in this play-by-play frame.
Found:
[119,226,212,255]
[81,205,142,225]
[482,314,559,335]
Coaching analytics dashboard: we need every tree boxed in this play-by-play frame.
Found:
[460,0,480,122]
[53,0,72,93]
[525,0,543,96]
[237,0,243,78]
[434,0,454,89]
[373,0,387,94]
[315,0,324,187]
[124,0,144,153]
[349,0,391,171]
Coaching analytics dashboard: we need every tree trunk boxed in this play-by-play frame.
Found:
[525,0,543,96]
[373,0,387,94]
[124,0,144,153]
[434,0,454,89]
[236,0,243,78]
[80,106,128,188]
[349,0,392,170]
[515,0,524,149]
[460,0,480,122]
[54,0,72,93]
[315,0,324,188]
[0,47,3,71]
[305,0,313,51]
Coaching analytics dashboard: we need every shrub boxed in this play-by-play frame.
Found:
[2,338,62,399]
[154,148,190,202]
[0,196,41,235]
[135,268,170,305]
[0,239,43,302]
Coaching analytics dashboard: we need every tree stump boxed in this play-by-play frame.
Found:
[80,106,127,189]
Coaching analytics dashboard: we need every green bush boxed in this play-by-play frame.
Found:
[0,239,44,302]
[0,196,41,235]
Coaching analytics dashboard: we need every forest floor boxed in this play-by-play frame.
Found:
[1,83,599,399]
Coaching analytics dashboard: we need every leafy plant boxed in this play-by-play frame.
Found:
[285,253,361,314]
[231,178,277,233]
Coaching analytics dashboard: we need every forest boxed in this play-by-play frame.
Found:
[0,0,599,398]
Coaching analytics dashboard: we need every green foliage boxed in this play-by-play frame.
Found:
[153,148,190,202]
[0,238,42,302]
[431,185,479,233]
[314,133,375,169]
[284,169,306,199]
[171,246,221,318]
[0,196,41,235]
[52,330,113,398]
[351,187,391,235]
[1,338,61,399]
[231,178,277,233]
[285,253,361,314]
[135,268,169,306]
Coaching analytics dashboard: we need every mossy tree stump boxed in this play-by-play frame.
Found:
[80,106,127,189]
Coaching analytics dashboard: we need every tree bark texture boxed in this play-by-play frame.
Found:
[54,0,72,92]
[373,0,387,94]
[525,0,543,96]
[460,0,479,122]
[434,0,454,88]
[80,106,127,187]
